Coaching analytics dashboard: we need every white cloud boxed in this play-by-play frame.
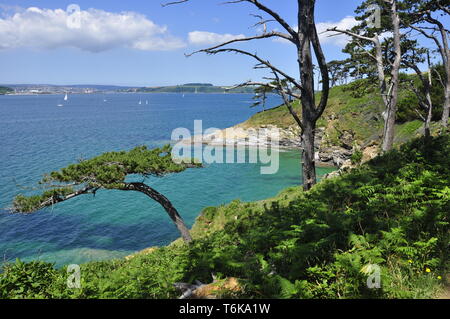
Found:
[316,16,359,47]
[0,7,186,52]
[188,31,246,46]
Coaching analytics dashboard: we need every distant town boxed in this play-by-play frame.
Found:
[0,83,255,95]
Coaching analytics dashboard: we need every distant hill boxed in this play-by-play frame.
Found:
[134,84,256,94]
[0,86,13,95]
[181,83,213,87]
[1,83,256,94]
[3,84,134,91]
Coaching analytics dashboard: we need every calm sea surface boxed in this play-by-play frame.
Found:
[0,93,334,267]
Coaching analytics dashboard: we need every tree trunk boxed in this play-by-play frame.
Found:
[382,105,397,151]
[439,23,450,129]
[442,68,450,129]
[122,182,192,243]
[301,120,316,191]
[297,0,321,191]
[416,15,450,130]
[424,101,433,138]
[425,58,434,139]
[382,0,401,152]
[441,55,450,130]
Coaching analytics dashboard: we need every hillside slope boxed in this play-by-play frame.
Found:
[134,84,254,94]
[225,82,433,167]
[1,135,448,299]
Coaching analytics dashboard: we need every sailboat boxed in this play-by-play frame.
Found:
[145,100,148,105]
[138,99,142,105]
[57,93,67,106]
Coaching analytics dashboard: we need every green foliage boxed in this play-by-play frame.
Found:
[13,188,75,213]
[47,247,191,299]
[351,150,363,164]
[342,78,377,99]
[2,135,449,299]
[0,260,57,299]
[397,66,446,123]
[47,144,188,185]
[12,145,200,213]
[0,86,13,95]
[242,80,433,151]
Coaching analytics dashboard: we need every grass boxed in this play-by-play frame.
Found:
[240,82,432,149]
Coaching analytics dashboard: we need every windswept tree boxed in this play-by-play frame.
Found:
[400,0,450,130]
[165,0,330,190]
[328,0,403,152]
[11,145,199,243]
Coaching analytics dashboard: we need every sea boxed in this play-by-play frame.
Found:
[0,93,335,267]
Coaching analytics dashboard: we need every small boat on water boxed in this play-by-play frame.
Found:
[57,93,67,106]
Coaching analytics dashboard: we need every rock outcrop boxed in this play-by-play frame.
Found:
[194,123,372,168]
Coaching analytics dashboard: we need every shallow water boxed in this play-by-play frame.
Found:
[0,93,334,267]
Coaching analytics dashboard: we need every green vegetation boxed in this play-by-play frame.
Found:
[350,149,363,165]
[242,80,384,143]
[242,76,445,148]
[0,86,13,95]
[12,145,201,243]
[12,145,193,213]
[396,66,446,123]
[2,135,448,299]
[135,84,255,94]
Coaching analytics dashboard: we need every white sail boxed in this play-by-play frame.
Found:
[64,93,68,101]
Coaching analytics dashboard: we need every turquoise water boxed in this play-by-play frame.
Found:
[0,93,335,267]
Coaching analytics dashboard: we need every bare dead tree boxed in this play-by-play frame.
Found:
[164,0,330,190]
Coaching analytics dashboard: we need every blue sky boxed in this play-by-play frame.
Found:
[0,0,403,86]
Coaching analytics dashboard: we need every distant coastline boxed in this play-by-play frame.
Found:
[128,83,255,94]
[0,83,257,95]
